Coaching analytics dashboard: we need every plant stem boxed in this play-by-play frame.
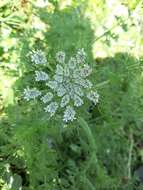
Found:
[127,129,134,180]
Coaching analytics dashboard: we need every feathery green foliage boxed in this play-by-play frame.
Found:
[0,0,143,189]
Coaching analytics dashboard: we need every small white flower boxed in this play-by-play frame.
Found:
[23,87,41,101]
[46,81,58,90]
[35,71,49,81]
[54,74,63,83]
[73,85,84,97]
[57,84,66,97]
[30,50,47,65]
[80,65,92,77]
[44,102,58,116]
[73,68,80,79]
[73,95,83,107]
[87,91,99,105]
[76,48,86,64]
[61,94,70,108]
[68,57,77,69]
[56,51,65,63]
[55,64,63,75]
[41,92,53,103]
[64,83,74,97]
[63,65,70,77]
[74,78,86,86]
[82,79,93,89]
[63,106,76,122]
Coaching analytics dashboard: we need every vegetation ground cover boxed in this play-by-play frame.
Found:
[0,0,143,189]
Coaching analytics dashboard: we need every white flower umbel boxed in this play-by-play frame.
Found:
[76,48,86,64]
[61,94,70,108]
[80,64,92,77]
[24,49,99,122]
[44,102,58,116]
[23,87,41,101]
[41,92,53,103]
[63,106,76,122]
[68,57,76,69]
[73,95,83,107]
[35,71,49,81]
[30,50,47,65]
[87,91,99,105]
[56,51,65,64]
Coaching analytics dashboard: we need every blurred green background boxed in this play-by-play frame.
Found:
[0,0,143,190]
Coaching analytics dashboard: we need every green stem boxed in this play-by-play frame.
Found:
[78,117,98,172]
[127,129,134,180]
[95,80,110,89]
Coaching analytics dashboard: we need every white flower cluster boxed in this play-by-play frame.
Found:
[35,71,49,81]
[30,50,47,65]
[23,87,41,101]
[24,49,99,122]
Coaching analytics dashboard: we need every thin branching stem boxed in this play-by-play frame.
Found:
[127,129,134,180]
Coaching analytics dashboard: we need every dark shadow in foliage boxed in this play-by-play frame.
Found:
[52,53,143,190]
[38,6,94,58]
[89,53,143,189]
